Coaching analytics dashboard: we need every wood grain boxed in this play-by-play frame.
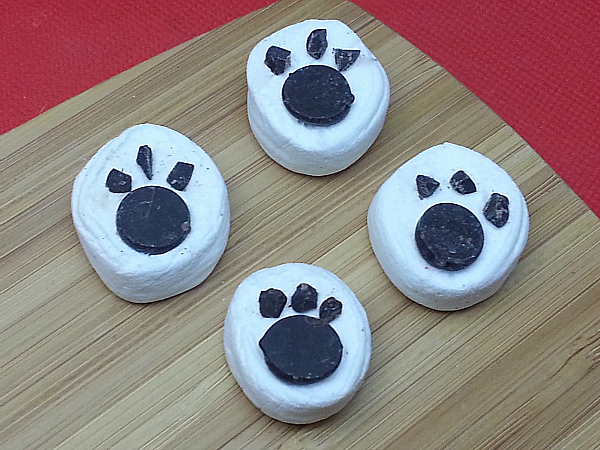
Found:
[2,0,599,448]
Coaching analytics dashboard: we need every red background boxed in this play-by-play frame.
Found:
[2,0,599,217]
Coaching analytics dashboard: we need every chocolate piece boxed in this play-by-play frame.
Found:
[265,45,291,75]
[106,168,132,193]
[167,161,194,191]
[116,186,191,255]
[259,315,343,384]
[319,297,342,323]
[334,48,360,72]
[450,170,476,194]
[282,65,354,126]
[484,193,510,228]
[306,28,327,59]
[291,283,318,312]
[259,288,287,318]
[415,203,484,271]
[136,145,153,180]
[416,175,440,199]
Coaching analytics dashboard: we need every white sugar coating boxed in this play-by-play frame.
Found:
[71,124,230,303]
[368,142,529,311]
[224,263,371,424]
[247,19,390,176]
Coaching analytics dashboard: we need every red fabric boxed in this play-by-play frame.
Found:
[2,0,599,217]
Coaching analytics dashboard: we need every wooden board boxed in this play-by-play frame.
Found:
[2,0,600,448]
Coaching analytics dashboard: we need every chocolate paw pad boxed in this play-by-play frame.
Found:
[368,142,529,311]
[224,263,371,424]
[247,20,390,175]
[258,283,343,384]
[266,28,357,126]
[72,124,230,303]
[106,146,194,255]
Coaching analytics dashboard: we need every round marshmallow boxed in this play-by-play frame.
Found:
[368,142,529,311]
[224,263,371,424]
[247,19,390,176]
[71,124,230,303]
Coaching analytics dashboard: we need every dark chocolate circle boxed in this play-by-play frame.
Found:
[282,65,354,126]
[116,186,191,255]
[259,315,343,384]
[415,203,484,271]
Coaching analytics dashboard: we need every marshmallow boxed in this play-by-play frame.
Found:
[368,142,529,311]
[247,19,390,176]
[71,124,230,303]
[224,263,371,424]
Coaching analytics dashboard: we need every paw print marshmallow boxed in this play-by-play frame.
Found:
[71,124,230,303]
[368,142,529,311]
[224,263,371,424]
[247,20,390,176]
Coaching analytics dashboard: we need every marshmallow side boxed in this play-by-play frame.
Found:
[224,263,371,424]
[247,19,390,176]
[368,142,529,310]
[71,124,230,303]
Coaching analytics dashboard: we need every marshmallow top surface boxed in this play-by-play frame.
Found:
[368,142,529,310]
[247,19,390,175]
[224,263,371,424]
[71,124,229,302]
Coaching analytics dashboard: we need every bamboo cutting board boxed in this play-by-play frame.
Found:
[2,0,600,448]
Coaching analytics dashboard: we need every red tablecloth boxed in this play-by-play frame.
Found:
[2,0,599,217]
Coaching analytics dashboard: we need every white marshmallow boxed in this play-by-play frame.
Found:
[247,19,390,176]
[224,263,371,424]
[71,124,230,303]
[368,142,529,311]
